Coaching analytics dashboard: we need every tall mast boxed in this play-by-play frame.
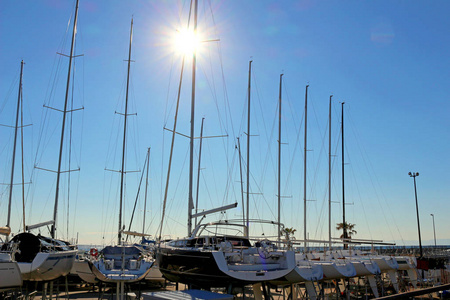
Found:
[237,137,245,229]
[277,73,283,243]
[51,0,79,239]
[194,117,205,227]
[328,95,333,250]
[20,65,26,234]
[246,60,252,237]
[118,18,133,245]
[341,102,347,249]
[188,0,198,236]
[142,147,150,235]
[6,60,24,241]
[303,85,309,252]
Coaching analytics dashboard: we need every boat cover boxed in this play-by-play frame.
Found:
[1,232,72,263]
[0,226,11,236]
[101,245,142,256]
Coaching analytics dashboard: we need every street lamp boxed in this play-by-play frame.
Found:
[408,172,423,258]
[431,214,437,247]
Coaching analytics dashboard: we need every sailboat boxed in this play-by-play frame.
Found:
[301,90,356,282]
[1,1,82,281]
[322,101,399,296]
[267,79,324,292]
[0,61,24,291]
[157,1,297,291]
[88,18,153,286]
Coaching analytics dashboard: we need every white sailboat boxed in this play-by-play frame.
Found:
[298,89,355,283]
[0,60,24,290]
[270,79,324,291]
[1,25,78,281]
[2,0,82,282]
[88,18,153,288]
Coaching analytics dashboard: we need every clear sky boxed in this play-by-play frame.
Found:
[1,1,449,247]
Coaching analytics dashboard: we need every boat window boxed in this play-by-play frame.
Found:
[194,238,204,247]
[228,238,252,247]
[170,240,188,247]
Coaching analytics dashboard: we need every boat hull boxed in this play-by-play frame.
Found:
[89,258,153,283]
[350,260,380,276]
[0,260,22,292]
[157,248,236,288]
[18,250,77,281]
[316,261,356,280]
[370,256,399,271]
[157,247,296,289]
[270,256,323,285]
[73,259,97,284]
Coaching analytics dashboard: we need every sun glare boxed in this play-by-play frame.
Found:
[174,28,199,55]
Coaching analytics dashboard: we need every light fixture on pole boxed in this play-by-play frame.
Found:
[408,172,423,258]
[431,213,437,247]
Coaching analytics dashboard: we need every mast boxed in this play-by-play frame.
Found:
[142,147,150,236]
[277,73,283,243]
[188,0,198,236]
[6,60,24,241]
[194,117,205,227]
[237,137,245,229]
[20,65,26,234]
[51,0,79,239]
[303,85,309,252]
[328,95,333,250]
[118,17,133,245]
[246,60,252,237]
[341,102,348,249]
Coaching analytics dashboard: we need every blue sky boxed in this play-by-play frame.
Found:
[1,1,449,247]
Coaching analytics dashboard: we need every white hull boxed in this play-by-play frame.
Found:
[315,261,356,280]
[212,250,297,283]
[349,259,380,276]
[90,259,153,283]
[89,245,154,283]
[370,256,399,271]
[326,251,380,276]
[293,260,324,281]
[73,259,97,284]
[18,250,77,281]
[0,259,23,292]
[395,256,416,270]
[271,254,323,285]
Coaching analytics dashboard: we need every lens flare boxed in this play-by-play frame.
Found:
[174,28,199,55]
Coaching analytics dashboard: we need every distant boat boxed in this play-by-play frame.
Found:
[88,17,153,287]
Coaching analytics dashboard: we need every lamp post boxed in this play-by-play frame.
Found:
[431,214,437,247]
[408,172,423,258]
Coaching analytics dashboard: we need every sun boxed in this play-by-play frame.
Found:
[174,28,200,55]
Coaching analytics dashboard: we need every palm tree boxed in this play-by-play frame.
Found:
[336,222,357,249]
[281,227,296,250]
